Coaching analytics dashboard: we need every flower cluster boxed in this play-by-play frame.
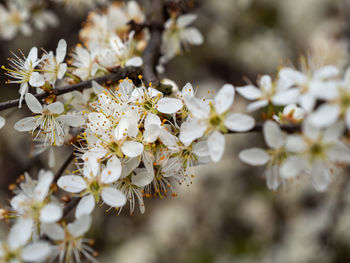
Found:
[239,62,350,191]
[57,79,254,215]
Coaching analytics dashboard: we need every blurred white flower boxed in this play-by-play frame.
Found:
[10,170,63,230]
[42,215,96,263]
[161,14,203,61]
[0,219,51,263]
[239,120,290,190]
[284,120,350,191]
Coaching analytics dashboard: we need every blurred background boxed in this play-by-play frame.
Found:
[1,0,350,262]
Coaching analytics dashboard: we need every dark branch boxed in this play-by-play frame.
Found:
[142,0,172,95]
[319,170,350,247]
[54,151,75,182]
[63,196,81,217]
[0,66,142,111]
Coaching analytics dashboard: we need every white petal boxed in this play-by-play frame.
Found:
[88,112,111,131]
[309,104,340,128]
[35,170,54,202]
[57,115,85,127]
[184,96,210,119]
[41,223,64,241]
[125,57,143,67]
[181,27,203,45]
[327,142,350,163]
[236,85,262,100]
[313,65,339,80]
[177,14,197,27]
[75,194,95,218]
[56,39,67,63]
[47,101,64,114]
[25,93,42,114]
[263,120,285,149]
[159,128,179,150]
[131,170,154,187]
[299,93,316,112]
[29,72,45,87]
[40,203,63,223]
[8,218,33,249]
[101,187,126,207]
[27,47,38,63]
[260,75,272,92]
[57,175,87,193]
[182,82,194,97]
[0,116,5,129]
[114,118,129,141]
[156,98,183,114]
[67,215,92,237]
[57,63,67,79]
[264,165,281,190]
[192,141,209,157]
[224,113,255,132]
[179,118,207,146]
[246,100,268,112]
[121,141,144,157]
[214,84,235,114]
[303,118,321,139]
[21,242,51,262]
[277,68,306,89]
[285,135,306,152]
[19,83,28,108]
[311,159,331,192]
[144,113,161,130]
[208,131,225,162]
[280,156,305,178]
[14,117,37,132]
[323,121,344,143]
[82,147,107,162]
[144,124,161,143]
[121,158,140,178]
[100,156,122,184]
[239,148,269,166]
[272,88,299,106]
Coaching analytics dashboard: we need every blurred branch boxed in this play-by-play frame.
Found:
[142,0,172,95]
[319,170,350,247]
[53,151,75,182]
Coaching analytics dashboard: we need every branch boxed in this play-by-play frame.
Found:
[142,0,172,95]
[319,169,350,247]
[63,196,81,217]
[0,66,142,111]
[54,151,75,182]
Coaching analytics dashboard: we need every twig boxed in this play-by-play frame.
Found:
[0,66,142,111]
[54,151,75,182]
[142,0,172,95]
[63,196,81,217]
[319,170,350,248]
